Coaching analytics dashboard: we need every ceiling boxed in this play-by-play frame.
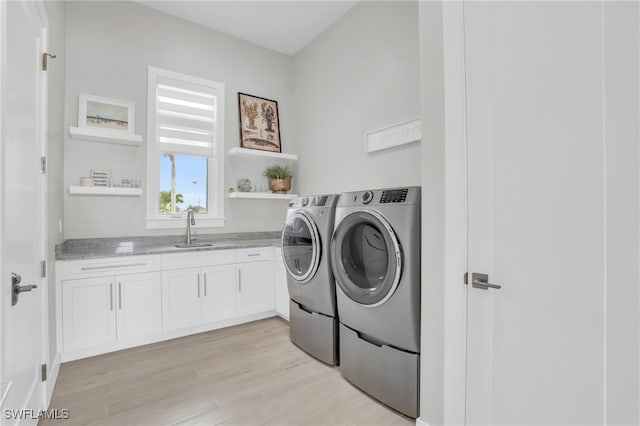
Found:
[138,1,358,56]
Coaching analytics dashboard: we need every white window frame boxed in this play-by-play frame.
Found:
[146,66,225,229]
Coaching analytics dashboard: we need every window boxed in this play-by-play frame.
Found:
[146,66,225,229]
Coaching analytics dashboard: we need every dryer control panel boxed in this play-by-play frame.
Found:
[338,186,421,207]
[380,188,409,204]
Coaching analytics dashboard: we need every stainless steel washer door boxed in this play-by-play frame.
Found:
[331,210,402,307]
[282,212,321,283]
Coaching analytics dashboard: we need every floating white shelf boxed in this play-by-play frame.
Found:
[69,186,142,196]
[228,147,297,162]
[228,192,297,200]
[69,127,143,146]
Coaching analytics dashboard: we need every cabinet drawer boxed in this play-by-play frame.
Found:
[236,247,272,263]
[60,256,160,279]
[161,249,235,269]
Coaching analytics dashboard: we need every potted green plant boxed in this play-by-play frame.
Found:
[264,165,292,194]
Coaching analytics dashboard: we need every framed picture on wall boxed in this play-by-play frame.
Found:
[238,92,281,153]
[77,93,135,135]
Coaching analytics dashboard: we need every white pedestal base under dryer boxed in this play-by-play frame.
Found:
[330,186,421,417]
[282,194,339,365]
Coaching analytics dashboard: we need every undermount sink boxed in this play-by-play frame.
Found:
[173,242,214,248]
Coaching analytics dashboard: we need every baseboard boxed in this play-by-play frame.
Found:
[415,417,431,426]
[46,352,61,406]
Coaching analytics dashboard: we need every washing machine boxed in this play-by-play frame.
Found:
[282,194,339,365]
[330,186,421,418]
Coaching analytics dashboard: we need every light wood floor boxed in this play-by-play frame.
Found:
[43,318,413,426]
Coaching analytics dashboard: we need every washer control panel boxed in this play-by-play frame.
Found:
[288,194,337,208]
[312,195,328,207]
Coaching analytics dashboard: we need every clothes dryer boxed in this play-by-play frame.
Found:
[282,194,339,365]
[330,186,421,417]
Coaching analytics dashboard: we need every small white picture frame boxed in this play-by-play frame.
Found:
[77,93,135,135]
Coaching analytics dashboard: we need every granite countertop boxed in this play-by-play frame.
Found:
[56,231,282,261]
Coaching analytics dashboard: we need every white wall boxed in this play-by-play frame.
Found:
[292,1,420,195]
[63,1,294,238]
[44,0,65,371]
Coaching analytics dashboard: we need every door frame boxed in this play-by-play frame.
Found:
[0,0,50,411]
[418,1,470,425]
[441,2,468,424]
[442,1,468,424]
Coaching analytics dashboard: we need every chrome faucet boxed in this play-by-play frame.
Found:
[186,209,196,245]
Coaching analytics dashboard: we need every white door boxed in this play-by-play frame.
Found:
[462,2,638,424]
[1,0,47,422]
[202,265,236,323]
[62,277,117,351]
[116,272,162,340]
[237,262,271,316]
[162,268,202,331]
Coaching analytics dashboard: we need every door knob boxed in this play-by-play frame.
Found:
[11,272,37,306]
[469,272,502,290]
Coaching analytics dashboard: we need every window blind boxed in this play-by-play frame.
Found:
[155,76,217,157]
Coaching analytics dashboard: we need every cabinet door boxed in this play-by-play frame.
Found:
[162,268,202,331]
[237,261,273,316]
[274,259,289,319]
[62,277,117,351]
[116,272,162,340]
[202,265,237,324]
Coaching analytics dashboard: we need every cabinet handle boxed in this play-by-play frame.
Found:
[118,282,122,310]
[197,273,201,298]
[247,253,260,257]
[109,283,114,311]
[238,270,242,292]
[204,273,207,297]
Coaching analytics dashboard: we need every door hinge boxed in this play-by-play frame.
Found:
[41,364,47,381]
[42,52,56,71]
[40,156,47,174]
[41,260,47,278]
[464,272,468,285]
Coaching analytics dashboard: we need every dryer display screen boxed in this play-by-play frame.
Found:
[380,189,408,203]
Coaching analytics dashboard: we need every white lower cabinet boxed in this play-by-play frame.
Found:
[237,261,272,315]
[62,276,117,351]
[162,268,203,331]
[164,261,272,331]
[62,272,161,352]
[163,264,239,331]
[116,272,162,339]
[202,265,237,323]
[58,248,278,361]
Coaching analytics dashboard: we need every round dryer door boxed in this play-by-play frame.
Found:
[282,212,321,283]
[331,210,402,307]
